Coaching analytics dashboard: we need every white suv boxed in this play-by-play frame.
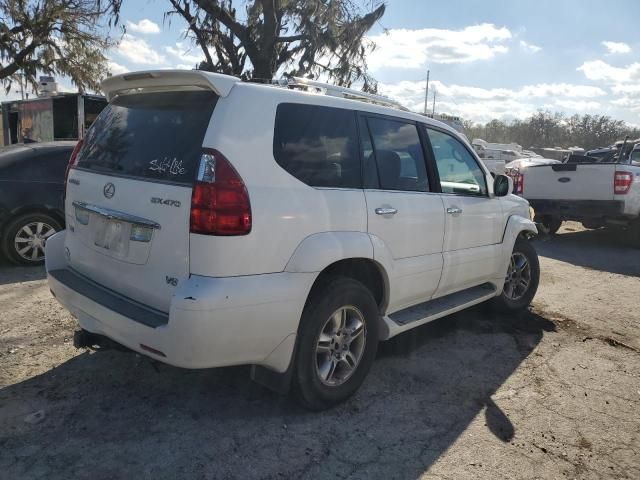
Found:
[46,70,539,410]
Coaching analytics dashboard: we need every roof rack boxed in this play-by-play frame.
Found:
[286,77,410,112]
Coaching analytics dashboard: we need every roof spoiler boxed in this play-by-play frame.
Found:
[101,70,239,101]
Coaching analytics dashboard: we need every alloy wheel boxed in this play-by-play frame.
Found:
[504,252,531,301]
[13,222,56,262]
[314,306,366,387]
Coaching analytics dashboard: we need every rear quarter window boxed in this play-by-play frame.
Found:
[76,90,218,184]
[273,103,361,188]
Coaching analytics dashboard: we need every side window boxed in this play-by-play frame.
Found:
[273,103,361,188]
[426,128,487,196]
[365,117,429,192]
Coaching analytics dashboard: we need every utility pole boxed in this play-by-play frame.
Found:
[432,88,436,116]
[423,70,430,115]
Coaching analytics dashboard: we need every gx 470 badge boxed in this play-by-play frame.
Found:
[151,197,181,208]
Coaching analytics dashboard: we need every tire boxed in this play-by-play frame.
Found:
[492,237,540,312]
[1,213,62,266]
[293,277,380,410]
[534,214,562,235]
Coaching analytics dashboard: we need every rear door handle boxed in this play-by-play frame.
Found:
[375,207,397,215]
[446,207,463,215]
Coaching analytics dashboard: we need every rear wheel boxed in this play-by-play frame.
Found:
[293,277,380,410]
[492,238,540,312]
[534,214,562,235]
[1,213,61,266]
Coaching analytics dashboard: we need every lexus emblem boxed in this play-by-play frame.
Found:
[103,182,115,199]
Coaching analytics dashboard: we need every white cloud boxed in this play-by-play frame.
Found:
[518,83,606,98]
[577,60,640,83]
[612,96,640,112]
[108,61,129,75]
[164,42,204,65]
[612,84,640,97]
[115,34,166,65]
[611,84,640,113]
[602,41,631,54]
[554,100,601,111]
[367,23,511,70]
[380,80,605,103]
[378,80,609,122]
[126,19,161,35]
[175,64,196,70]
[519,40,541,53]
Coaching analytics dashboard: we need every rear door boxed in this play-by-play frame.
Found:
[361,114,445,311]
[522,163,616,201]
[65,90,218,312]
[423,127,503,296]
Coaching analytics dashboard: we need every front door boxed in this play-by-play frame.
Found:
[361,115,445,312]
[424,127,502,297]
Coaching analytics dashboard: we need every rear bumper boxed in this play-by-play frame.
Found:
[45,231,315,371]
[529,199,624,220]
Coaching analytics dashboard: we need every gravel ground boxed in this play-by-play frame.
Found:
[0,223,639,479]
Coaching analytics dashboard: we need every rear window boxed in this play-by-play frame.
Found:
[76,90,217,184]
[273,103,361,188]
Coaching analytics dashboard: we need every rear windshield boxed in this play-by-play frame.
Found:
[76,90,217,184]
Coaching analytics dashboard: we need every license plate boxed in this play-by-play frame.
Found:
[94,218,130,256]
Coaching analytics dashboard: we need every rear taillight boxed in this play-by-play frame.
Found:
[614,171,633,194]
[63,139,83,201]
[190,149,251,236]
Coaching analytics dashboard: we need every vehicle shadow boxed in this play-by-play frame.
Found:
[0,307,554,479]
[533,227,640,277]
[0,260,46,286]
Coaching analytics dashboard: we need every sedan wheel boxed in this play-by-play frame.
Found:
[2,213,62,266]
[14,221,57,262]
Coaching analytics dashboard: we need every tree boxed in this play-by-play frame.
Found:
[0,0,122,93]
[166,0,385,91]
[463,111,640,151]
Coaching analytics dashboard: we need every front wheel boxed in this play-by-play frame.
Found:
[492,237,540,312]
[293,277,380,411]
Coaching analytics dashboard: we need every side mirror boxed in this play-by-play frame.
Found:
[493,174,512,197]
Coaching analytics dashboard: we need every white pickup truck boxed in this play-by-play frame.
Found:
[515,158,640,245]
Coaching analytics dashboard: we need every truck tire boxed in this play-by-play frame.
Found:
[534,214,562,235]
[1,213,62,266]
[492,237,540,312]
[293,277,380,411]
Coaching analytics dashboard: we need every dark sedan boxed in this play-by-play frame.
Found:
[0,142,75,265]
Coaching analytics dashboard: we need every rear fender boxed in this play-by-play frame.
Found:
[284,231,374,273]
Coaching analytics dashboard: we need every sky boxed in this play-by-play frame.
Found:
[7,0,640,125]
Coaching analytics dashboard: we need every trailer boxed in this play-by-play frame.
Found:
[1,93,107,146]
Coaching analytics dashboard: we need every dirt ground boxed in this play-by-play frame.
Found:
[1,222,639,479]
